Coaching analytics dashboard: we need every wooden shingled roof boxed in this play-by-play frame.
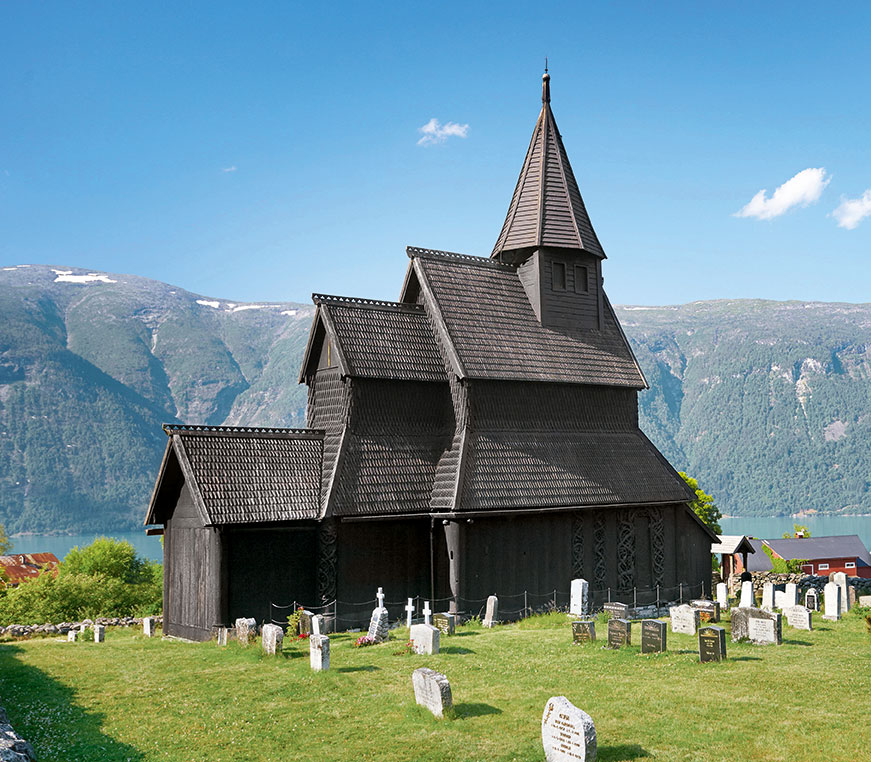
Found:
[299,295,446,382]
[145,425,324,525]
[491,71,606,262]
[402,248,646,388]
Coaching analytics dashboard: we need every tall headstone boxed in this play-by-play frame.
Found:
[823,582,841,621]
[298,610,313,635]
[669,604,700,635]
[143,616,155,637]
[422,601,433,626]
[432,612,456,636]
[367,607,389,643]
[848,585,857,609]
[309,634,330,671]
[698,626,726,662]
[739,580,754,608]
[640,619,667,654]
[805,588,819,611]
[761,582,775,610]
[412,668,452,718]
[235,617,257,645]
[311,615,323,637]
[571,621,596,645]
[730,607,782,644]
[261,623,284,655]
[216,627,230,646]
[607,618,631,648]
[93,624,105,643]
[783,582,799,609]
[541,696,597,762]
[405,598,415,628]
[67,630,77,642]
[783,605,813,631]
[831,572,850,614]
[410,623,440,655]
[716,582,729,610]
[570,579,589,617]
[774,591,786,610]
[482,595,499,628]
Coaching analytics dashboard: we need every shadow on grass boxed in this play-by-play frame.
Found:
[453,631,479,638]
[0,644,144,762]
[598,743,650,760]
[336,665,380,673]
[440,646,475,655]
[280,649,308,659]
[730,656,763,661]
[453,702,502,718]
[783,639,813,646]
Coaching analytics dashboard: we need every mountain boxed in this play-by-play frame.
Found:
[1,265,869,533]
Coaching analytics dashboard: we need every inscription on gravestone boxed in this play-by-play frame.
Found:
[690,599,720,623]
[669,604,700,635]
[698,626,726,662]
[570,579,589,617]
[571,620,596,645]
[607,618,631,648]
[482,595,499,628]
[603,601,630,619]
[412,668,452,718]
[432,612,456,636]
[748,616,778,645]
[783,605,813,631]
[541,696,597,762]
[805,588,819,611]
[640,619,667,654]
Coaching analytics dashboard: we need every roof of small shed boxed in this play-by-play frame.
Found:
[145,425,324,526]
[765,535,871,566]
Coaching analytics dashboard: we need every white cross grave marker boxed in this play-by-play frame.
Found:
[422,600,432,626]
[405,598,415,628]
[376,587,385,610]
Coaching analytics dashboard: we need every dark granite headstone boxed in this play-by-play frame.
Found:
[699,625,726,662]
[690,599,720,623]
[432,612,456,636]
[571,620,596,645]
[607,618,631,648]
[603,602,630,619]
[640,619,667,654]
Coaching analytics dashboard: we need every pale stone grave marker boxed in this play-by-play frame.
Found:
[482,595,499,628]
[367,587,389,642]
[859,595,871,607]
[261,623,284,655]
[411,668,452,718]
[698,625,726,662]
[748,615,781,644]
[848,586,857,609]
[774,591,786,609]
[432,612,456,636]
[143,616,155,637]
[783,605,813,631]
[216,627,230,646]
[831,572,850,613]
[67,630,77,642]
[309,634,330,671]
[571,620,596,645]
[93,624,105,643]
[805,588,819,611]
[410,623,440,655]
[311,615,323,636]
[422,601,432,625]
[783,582,799,608]
[641,619,667,653]
[730,607,782,644]
[607,618,631,648]
[823,582,841,621]
[716,582,729,610]
[235,617,257,645]
[541,696,597,762]
[603,601,630,619]
[739,580,754,608]
[761,582,775,610]
[405,598,415,628]
[298,610,313,635]
[570,579,589,617]
[669,604,700,635]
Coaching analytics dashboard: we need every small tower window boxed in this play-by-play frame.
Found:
[574,265,589,294]
[552,261,566,291]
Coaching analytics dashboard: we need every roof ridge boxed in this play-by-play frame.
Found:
[163,424,325,439]
[312,293,425,312]
[407,246,517,271]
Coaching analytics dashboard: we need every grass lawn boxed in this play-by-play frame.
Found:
[0,610,869,761]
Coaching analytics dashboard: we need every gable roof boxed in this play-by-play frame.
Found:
[711,535,756,555]
[764,535,871,566]
[491,72,605,262]
[403,248,646,387]
[299,295,446,382]
[145,425,323,526]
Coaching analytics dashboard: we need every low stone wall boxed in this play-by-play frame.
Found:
[0,704,36,761]
[728,572,871,598]
[0,615,163,640]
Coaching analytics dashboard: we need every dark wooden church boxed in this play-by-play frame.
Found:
[146,72,716,641]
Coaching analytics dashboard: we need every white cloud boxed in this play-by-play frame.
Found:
[832,190,871,230]
[221,166,237,173]
[417,118,469,146]
[735,167,830,220]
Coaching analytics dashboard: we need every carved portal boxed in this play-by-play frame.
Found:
[647,507,665,587]
[571,511,584,579]
[593,512,607,586]
[617,511,635,591]
[316,519,338,603]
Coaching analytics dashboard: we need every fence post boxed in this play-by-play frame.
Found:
[524,590,528,618]
[633,587,637,610]
[679,583,683,603]
[656,584,660,611]
[607,587,611,603]
[553,589,557,610]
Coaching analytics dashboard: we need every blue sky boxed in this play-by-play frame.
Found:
[2,2,869,305]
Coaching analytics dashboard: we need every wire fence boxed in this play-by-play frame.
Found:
[268,580,708,633]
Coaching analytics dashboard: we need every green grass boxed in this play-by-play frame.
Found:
[1,610,869,761]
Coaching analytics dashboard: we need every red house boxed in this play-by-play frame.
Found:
[735,535,871,577]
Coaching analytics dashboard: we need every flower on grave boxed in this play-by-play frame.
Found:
[353,635,376,648]
[297,632,310,640]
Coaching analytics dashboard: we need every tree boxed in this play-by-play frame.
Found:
[679,472,722,535]
[61,536,148,584]
[783,523,811,539]
[0,522,10,555]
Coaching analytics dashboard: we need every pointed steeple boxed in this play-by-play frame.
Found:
[491,71,605,262]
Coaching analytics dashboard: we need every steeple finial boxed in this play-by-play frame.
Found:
[542,63,551,104]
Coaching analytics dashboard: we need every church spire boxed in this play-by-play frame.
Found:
[491,71,605,262]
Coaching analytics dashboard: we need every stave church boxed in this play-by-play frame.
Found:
[145,72,716,641]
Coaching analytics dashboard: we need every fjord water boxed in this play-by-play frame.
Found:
[9,532,163,562]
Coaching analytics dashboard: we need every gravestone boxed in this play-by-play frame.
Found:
[143,616,155,637]
[761,582,775,610]
[67,630,77,642]
[405,598,415,628]
[640,619,667,654]
[311,615,323,637]
[859,595,871,607]
[690,599,720,623]
[607,618,631,648]
[774,591,786,610]
[783,605,813,631]
[410,623,440,655]
[739,580,754,608]
[482,595,499,628]
[422,601,433,626]
[716,582,729,610]
[261,623,284,655]
[235,618,257,645]
[411,668,452,718]
[805,588,819,611]
[541,696,597,762]
[570,579,589,617]
[603,601,630,619]
[367,607,389,643]
[823,582,841,621]
[298,610,313,635]
[669,604,700,635]
[571,620,596,645]
[848,586,857,609]
[783,582,799,609]
[309,634,330,671]
[432,612,456,636]
[216,627,230,646]
[698,626,726,662]
[93,624,105,643]
[730,607,782,644]
[831,572,850,614]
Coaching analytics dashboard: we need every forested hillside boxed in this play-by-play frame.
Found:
[1,265,869,533]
